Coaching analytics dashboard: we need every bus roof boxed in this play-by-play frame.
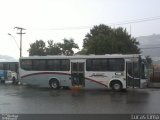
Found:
[0,60,18,63]
[20,54,141,60]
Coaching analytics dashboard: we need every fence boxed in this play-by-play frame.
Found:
[149,65,160,83]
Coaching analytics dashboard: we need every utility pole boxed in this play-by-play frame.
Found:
[130,24,132,35]
[14,27,26,57]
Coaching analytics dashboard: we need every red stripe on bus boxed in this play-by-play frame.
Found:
[21,72,107,87]
[85,77,108,87]
[21,72,70,78]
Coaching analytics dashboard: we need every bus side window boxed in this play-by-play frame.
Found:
[20,60,32,70]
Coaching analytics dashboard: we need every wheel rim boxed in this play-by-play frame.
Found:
[51,82,57,88]
[113,83,121,90]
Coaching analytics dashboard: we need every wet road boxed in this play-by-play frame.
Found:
[0,84,160,114]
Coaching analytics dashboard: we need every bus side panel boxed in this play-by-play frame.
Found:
[21,73,71,87]
[84,72,125,89]
[84,78,108,89]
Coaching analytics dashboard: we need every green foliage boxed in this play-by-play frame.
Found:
[146,56,152,67]
[81,24,140,55]
[28,40,46,56]
[28,39,79,56]
[60,38,79,56]
[46,40,61,55]
[28,24,140,56]
[75,49,87,55]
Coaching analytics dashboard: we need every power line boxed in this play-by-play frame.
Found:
[26,16,160,31]
[27,26,91,31]
[108,16,160,26]
[140,46,160,49]
[140,43,160,46]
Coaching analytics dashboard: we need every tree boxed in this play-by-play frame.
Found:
[46,40,62,55]
[81,24,140,55]
[146,56,152,67]
[28,39,79,56]
[28,40,46,56]
[60,38,79,55]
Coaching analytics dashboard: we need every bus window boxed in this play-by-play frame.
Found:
[47,59,70,71]
[20,60,32,70]
[86,59,108,71]
[61,59,70,71]
[86,58,124,71]
[108,58,124,71]
[32,60,46,71]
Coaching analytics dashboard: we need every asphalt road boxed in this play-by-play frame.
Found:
[0,84,160,114]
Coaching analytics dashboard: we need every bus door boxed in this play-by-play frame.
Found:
[71,62,85,86]
[126,61,140,88]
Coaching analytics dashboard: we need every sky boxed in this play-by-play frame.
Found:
[0,0,160,59]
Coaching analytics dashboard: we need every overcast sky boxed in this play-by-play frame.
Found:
[0,0,160,59]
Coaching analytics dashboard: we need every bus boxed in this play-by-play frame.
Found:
[0,62,18,83]
[19,54,148,91]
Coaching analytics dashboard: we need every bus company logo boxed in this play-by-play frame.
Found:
[89,73,107,77]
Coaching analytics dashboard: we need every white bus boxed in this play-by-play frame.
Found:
[19,54,148,91]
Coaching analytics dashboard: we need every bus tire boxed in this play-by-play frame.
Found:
[49,79,60,90]
[110,80,122,92]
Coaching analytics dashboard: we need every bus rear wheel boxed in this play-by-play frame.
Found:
[49,79,60,90]
[111,81,122,92]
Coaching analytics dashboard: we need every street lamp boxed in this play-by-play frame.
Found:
[8,33,20,55]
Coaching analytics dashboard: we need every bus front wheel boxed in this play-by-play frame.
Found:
[110,81,122,92]
[49,79,60,90]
